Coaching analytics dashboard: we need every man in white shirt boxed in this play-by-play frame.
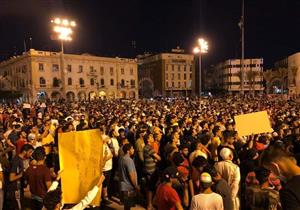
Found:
[190,172,224,210]
[214,148,240,210]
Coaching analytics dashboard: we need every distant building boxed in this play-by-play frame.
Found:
[0,49,138,102]
[266,52,300,96]
[209,58,264,93]
[138,48,195,97]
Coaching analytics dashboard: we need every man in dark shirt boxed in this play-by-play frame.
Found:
[261,145,300,210]
[25,147,52,210]
[204,165,233,210]
[7,144,34,210]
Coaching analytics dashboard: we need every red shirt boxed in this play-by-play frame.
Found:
[25,165,51,198]
[156,183,181,210]
[16,138,27,155]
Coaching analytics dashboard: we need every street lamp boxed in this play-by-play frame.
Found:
[193,38,208,109]
[50,18,76,98]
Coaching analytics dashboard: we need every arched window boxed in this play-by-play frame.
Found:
[40,77,46,87]
[121,79,125,87]
[68,78,72,86]
[90,78,95,86]
[79,78,85,87]
[100,79,105,86]
[110,79,114,86]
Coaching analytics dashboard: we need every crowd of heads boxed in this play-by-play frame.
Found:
[0,94,300,209]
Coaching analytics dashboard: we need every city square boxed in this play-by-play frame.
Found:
[0,1,299,210]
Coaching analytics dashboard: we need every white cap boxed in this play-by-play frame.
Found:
[200,172,212,183]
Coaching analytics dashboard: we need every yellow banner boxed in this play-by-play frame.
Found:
[234,111,273,136]
[58,129,103,206]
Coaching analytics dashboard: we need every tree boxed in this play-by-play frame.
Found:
[276,68,288,94]
[246,70,260,95]
[263,70,273,94]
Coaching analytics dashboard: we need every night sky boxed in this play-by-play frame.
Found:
[0,0,299,68]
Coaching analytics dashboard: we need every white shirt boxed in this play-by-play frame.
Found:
[190,192,224,210]
[109,137,119,157]
[102,144,113,171]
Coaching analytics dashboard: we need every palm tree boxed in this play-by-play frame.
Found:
[246,70,260,95]
[263,69,273,94]
[276,67,288,94]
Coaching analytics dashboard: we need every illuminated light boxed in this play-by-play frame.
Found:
[70,21,76,27]
[62,19,69,26]
[54,18,61,25]
[193,47,200,54]
[198,38,208,53]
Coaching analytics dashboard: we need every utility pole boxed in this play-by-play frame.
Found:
[239,0,245,94]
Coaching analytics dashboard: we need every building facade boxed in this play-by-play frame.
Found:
[209,58,264,93]
[265,52,300,96]
[0,49,138,102]
[138,50,195,97]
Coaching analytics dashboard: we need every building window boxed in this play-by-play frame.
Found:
[130,79,135,88]
[121,79,125,87]
[172,65,174,71]
[22,65,27,73]
[190,73,192,79]
[121,68,125,75]
[67,65,72,72]
[53,77,60,87]
[184,81,187,88]
[172,82,174,87]
[90,78,95,86]
[184,74,187,80]
[110,67,114,76]
[166,81,169,87]
[178,66,181,72]
[171,74,174,80]
[79,78,85,87]
[166,73,168,79]
[52,64,59,71]
[110,79,114,86]
[178,81,180,87]
[68,78,72,86]
[130,68,133,75]
[184,65,187,72]
[100,78,105,87]
[100,67,104,75]
[178,73,181,79]
[78,65,83,73]
[39,63,44,71]
[39,77,46,87]
[90,66,95,73]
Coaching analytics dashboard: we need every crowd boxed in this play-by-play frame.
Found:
[0,95,300,210]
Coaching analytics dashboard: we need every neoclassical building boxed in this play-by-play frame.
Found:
[0,49,138,102]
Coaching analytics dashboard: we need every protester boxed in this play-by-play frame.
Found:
[190,172,224,210]
[260,145,300,210]
[156,166,183,210]
[0,95,300,210]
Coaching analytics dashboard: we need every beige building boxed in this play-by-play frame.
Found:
[210,58,264,93]
[268,52,300,96]
[0,49,138,102]
[138,49,195,97]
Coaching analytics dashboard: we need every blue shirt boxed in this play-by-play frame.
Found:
[119,154,137,192]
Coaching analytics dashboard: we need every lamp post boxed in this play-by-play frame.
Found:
[50,18,76,99]
[193,38,208,110]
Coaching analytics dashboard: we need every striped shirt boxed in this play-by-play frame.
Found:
[143,144,156,175]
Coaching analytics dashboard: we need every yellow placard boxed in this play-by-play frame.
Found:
[234,111,273,136]
[58,129,103,206]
